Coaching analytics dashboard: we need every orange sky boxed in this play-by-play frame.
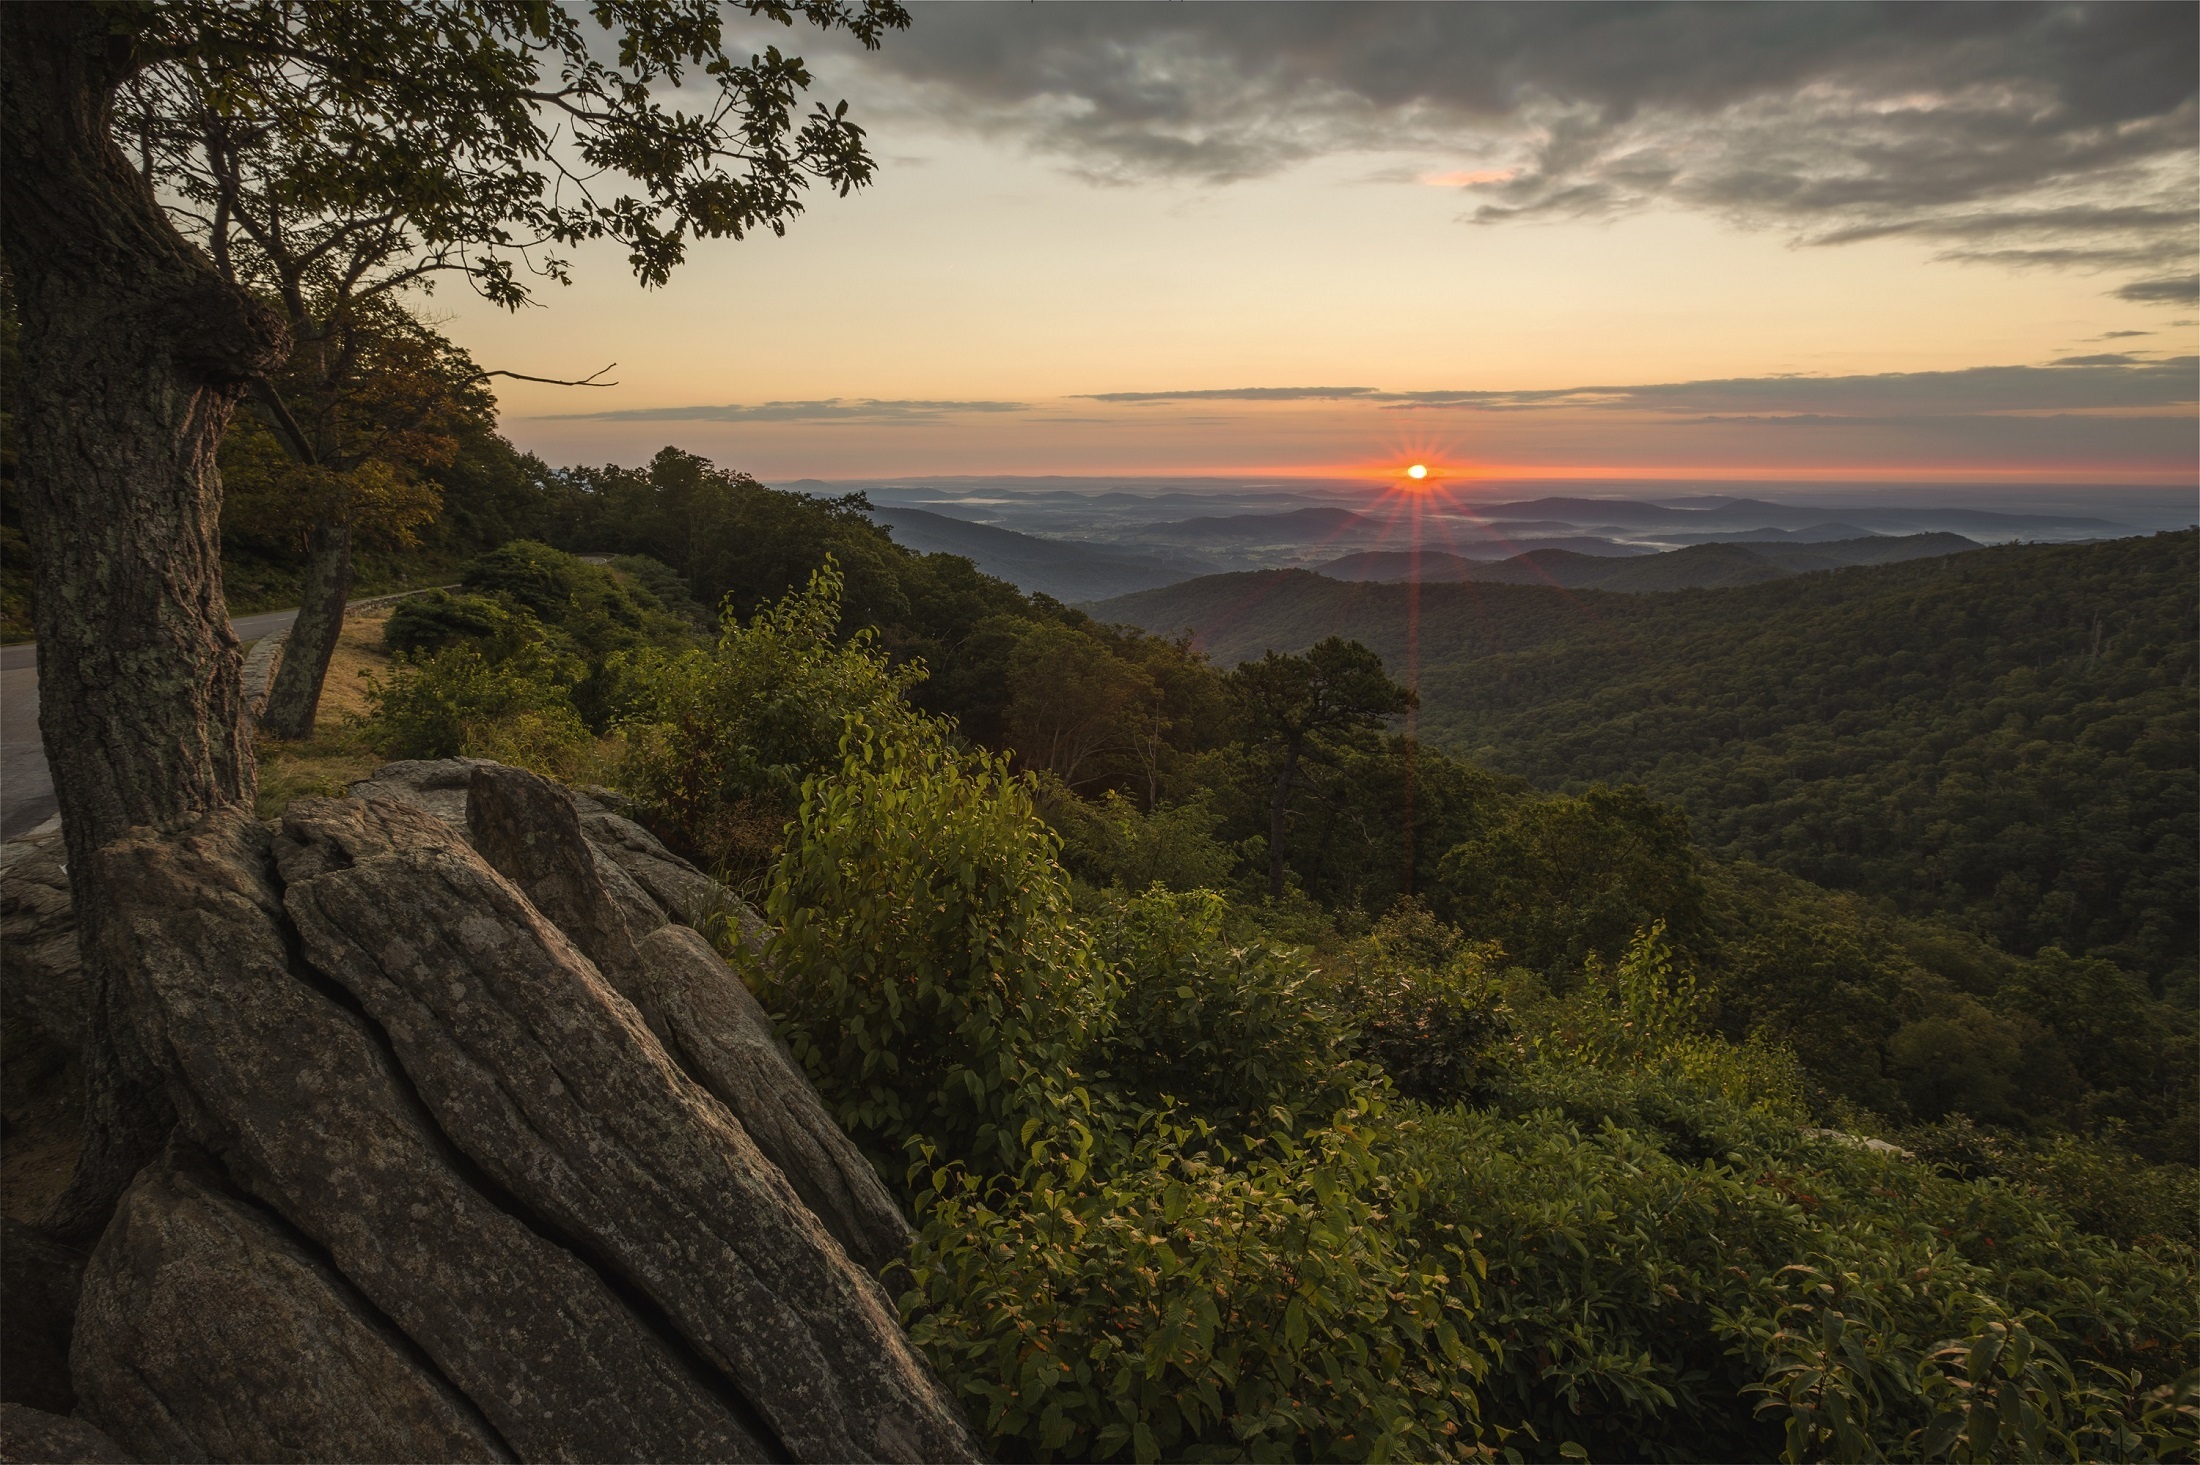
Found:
[435,9,2199,487]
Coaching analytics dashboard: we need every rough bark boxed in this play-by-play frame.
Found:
[0,2,288,1237]
[73,1147,510,1465]
[466,764,912,1273]
[278,795,979,1462]
[94,808,774,1462]
[256,518,353,739]
[0,1404,130,1465]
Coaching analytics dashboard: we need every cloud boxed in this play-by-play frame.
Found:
[2116,275,2200,304]
[2095,330,2153,339]
[839,5,2196,293]
[1067,359,2196,422]
[1370,359,2198,417]
[1078,386,1381,403]
[536,398,1028,423]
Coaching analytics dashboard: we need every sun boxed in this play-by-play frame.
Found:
[1406,463,1428,480]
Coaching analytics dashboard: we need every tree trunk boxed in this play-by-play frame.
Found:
[1267,739,1301,900]
[258,518,352,740]
[0,2,288,1235]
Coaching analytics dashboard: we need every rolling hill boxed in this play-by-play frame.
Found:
[1312,533,1979,590]
[868,504,1212,601]
[1089,531,2198,972]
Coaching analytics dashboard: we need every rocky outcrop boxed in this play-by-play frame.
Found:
[74,1148,508,1463]
[0,1403,130,1464]
[14,763,981,1463]
[91,808,774,1463]
[0,1220,87,1414]
[1,818,87,1054]
[465,764,911,1272]
[279,794,967,1461]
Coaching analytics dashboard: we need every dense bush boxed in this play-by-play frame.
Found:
[751,722,1112,1176]
[612,560,926,880]
[735,652,2198,1463]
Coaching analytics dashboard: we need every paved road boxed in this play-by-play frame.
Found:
[0,607,316,840]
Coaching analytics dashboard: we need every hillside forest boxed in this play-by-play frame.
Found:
[4,298,2195,1461]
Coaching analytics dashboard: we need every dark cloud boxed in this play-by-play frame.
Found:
[851,3,2195,291]
[1079,386,1380,402]
[2116,275,2200,304]
[1374,359,2198,416]
[1098,359,2196,418]
[2096,330,2154,338]
[537,398,1028,423]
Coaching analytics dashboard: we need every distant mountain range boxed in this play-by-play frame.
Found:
[865,504,1217,602]
[817,481,2142,603]
[1317,533,1978,590]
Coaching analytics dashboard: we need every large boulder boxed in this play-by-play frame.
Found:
[465,764,911,1273]
[8,762,968,1462]
[346,758,758,941]
[277,794,971,1461]
[0,1220,87,1414]
[73,1148,507,1463]
[91,808,773,1463]
[0,1403,130,1464]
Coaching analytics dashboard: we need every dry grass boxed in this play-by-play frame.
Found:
[252,606,397,820]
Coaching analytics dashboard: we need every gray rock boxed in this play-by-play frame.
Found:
[94,808,772,1464]
[1,819,87,1054]
[73,1148,509,1464]
[279,795,978,1463]
[346,757,495,835]
[348,757,764,943]
[465,765,910,1274]
[0,1221,87,1414]
[0,1403,130,1464]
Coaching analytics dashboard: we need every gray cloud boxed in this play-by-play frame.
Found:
[1079,386,1380,403]
[536,398,1028,423]
[846,4,2195,294]
[2116,275,2200,304]
[1095,359,2197,417]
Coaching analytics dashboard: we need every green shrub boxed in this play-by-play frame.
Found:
[751,725,1112,1176]
[382,588,516,657]
[1087,885,1364,1143]
[898,1100,1496,1464]
[1320,904,1517,1107]
[614,560,924,876]
[1052,789,1238,895]
[361,641,594,778]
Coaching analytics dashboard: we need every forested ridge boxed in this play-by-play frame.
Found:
[1096,533,2199,986]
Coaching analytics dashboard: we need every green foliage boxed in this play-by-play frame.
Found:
[1319,904,1516,1108]
[1086,887,1365,1143]
[382,588,515,658]
[612,560,925,876]
[752,725,1111,1176]
[360,641,592,778]
[1105,534,2199,982]
[1438,785,1705,977]
[1051,790,1239,895]
[898,1104,1495,1464]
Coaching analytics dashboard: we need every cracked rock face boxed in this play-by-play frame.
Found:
[29,761,979,1464]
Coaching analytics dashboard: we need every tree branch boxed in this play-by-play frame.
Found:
[475,363,619,388]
